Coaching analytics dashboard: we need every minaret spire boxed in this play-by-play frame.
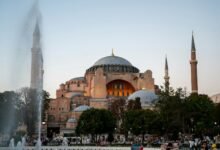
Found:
[30,19,44,91]
[34,21,40,36]
[191,31,196,51]
[165,55,168,70]
[33,21,41,49]
[164,55,170,93]
[190,32,198,94]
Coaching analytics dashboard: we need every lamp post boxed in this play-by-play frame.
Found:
[190,118,194,134]
[41,121,46,137]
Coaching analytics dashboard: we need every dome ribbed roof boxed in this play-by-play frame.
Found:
[93,55,132,66]
[86,54,139,73]
[128,90,158,106]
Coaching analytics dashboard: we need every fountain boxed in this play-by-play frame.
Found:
[21,136,26,147]
[62,137,68,146]
[9,138,15,148]
[9,1,44,149]
[16,141,22,150]
[35,138,42,150]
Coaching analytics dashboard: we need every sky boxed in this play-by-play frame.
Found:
[0,0,220,98]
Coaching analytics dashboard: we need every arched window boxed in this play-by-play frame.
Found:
[107,80,135,97]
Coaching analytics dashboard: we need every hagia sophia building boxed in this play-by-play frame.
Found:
[46,50,161,136]
[31,22,219,136]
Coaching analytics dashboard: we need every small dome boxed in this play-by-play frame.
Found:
[65,92,83,99]
[70,77,85,81]
[74,105,91,112]
[93,55,132,66]
[211,93,220,103]
[70,92,83,98]
[67,118,77,123]
[128,90,158,107]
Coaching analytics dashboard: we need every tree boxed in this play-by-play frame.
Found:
[127,97,142,110]
[156,88,186,139]
[214,103,220,134]
[122,109,162,143]
[0,91,22,134]
[185,94,215,136]
[41,90,50,122]
[76,108,116,143]
[19,88,39,135]
[109,98,126,132]
[18,87,50,136]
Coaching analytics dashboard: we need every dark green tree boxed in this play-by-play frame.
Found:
[0,91,22,134]
[76,108,116,143]
[123,109,162,143]
[41,90,50,122]
[156,88,186,139]
[109,98,126,133]
[127,97,142,110]
[185,94,215,135]
[18,87,50,136]
[19,88,39,135]
[214,103,220,134]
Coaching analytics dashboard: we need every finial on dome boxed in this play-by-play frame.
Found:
[112,48,115,56]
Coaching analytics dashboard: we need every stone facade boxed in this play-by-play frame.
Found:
[46,53,156,136]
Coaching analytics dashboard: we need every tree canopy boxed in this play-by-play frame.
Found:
[76,108,116,142]
[0,88,50,136]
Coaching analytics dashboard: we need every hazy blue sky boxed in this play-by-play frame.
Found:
[0,0,220,98]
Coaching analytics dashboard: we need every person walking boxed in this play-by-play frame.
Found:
[189,139,195,150]
[140,145,144,150]
[201,141,208,150]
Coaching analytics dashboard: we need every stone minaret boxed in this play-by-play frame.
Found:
[164,55,170,93]
[190,33,198,94]
[30,21,43,90]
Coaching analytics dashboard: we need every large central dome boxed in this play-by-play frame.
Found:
[93,55,132,66]
[86,53,139,74]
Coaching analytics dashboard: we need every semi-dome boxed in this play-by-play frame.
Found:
[86,54,139,74]
[65,92,83,99]
[93,55,132,66]
[74,105,91,112]
[128,90,158,107]
[67,118,77,123]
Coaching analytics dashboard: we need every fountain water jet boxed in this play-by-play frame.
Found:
[31,17,44,149]
[9,138,15,148]
[16,141,22,150]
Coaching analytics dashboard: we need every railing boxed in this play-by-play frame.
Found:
[0,146,160,150]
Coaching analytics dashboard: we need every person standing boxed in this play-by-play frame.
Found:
[189,139,195,150]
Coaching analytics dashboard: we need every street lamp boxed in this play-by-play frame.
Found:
[190,118,194,134]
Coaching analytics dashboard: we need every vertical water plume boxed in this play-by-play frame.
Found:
[30,3,44,149]
[11,0,40,89]
[9,0,44,148]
